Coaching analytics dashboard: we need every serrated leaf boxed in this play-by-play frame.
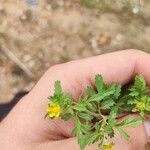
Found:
[113,84,121,99]
[54,80,62,95]
[116,117,143,128]
[78,112,93,121]
[127,98,137,105]
[74,101,88,111]
[108,107,118,126]
[95,74,104,93]
[72,118,81,136]
[86,134,99,145]
[134,75,146,91]
[86,102,97,112]
[61,113,73,121]
[101,99,115,109]
[73,118,91,135]
[80,124,92,133]
[107,127,115,138]
[72,122,87,150]
[117,128,129,140]
[95,122,102,132]
[90,88,116,101]
[68,108,74,115]
[59,93,72,109]
[129,75,149,97]
[117,95,134,112]
[77,133,87,150]
[87,86,96,97]
[129,89,139,97]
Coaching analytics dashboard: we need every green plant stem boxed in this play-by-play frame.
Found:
[85,109,100,117]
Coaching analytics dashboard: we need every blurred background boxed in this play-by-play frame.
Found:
[0,0,150,103]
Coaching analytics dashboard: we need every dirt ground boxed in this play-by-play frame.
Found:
[0,0,150,103]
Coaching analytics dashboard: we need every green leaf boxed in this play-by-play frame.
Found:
[129,89,139,97]
[80,124,92,134]
[134,75,146,91]
[87,86,96,97]
[117,128,129,140]
[116,117,143,128]
[86,134,99,145]
[74,101,88,112]
[68,108,74,115]
[72,118,81,136]
[78,134,87,150]
[78,112,93,121]
[129,75,149,97]
[95,122,102,132]
[117,95,134,112]
[127,98,137,105]
[113,84,121,99]
[72,118,91,136]
[90,87,116,101]
[107,127,115,138]
[101,99,115,109]
[86,102,97,112]
[54,80,62,95]
[108,107,118,127]
[59,93,72,109]
[72,119,92,150]
[73,125,87,150]
[61,113,73,121]
[95,74,104,93]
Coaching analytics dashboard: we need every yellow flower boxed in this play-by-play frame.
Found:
[47,103,61,118]
[103,143,114,150]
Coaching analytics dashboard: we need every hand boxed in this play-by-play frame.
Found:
[0,50,150,150]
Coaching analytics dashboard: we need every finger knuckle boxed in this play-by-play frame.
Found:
[47,64,65,75]
[126,49,148,56]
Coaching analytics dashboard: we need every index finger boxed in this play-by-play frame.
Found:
[31,49,150,100]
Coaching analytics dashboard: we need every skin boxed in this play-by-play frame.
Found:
[0,49,150,150]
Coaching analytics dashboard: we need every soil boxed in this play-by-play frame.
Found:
[0,0,150,102]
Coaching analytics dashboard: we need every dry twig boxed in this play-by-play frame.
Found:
[0,44,34,79]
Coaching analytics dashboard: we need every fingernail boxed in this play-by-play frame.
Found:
[144,121,150,137]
